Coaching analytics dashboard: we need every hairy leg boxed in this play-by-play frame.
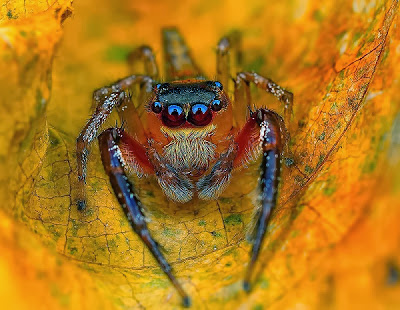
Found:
[216,31,242,93]
[127,45,159,79]
[162,28,203,80]
[98,127,191,307]
[126,46,159,119]
[234,72,292,154]
[76,75,153,209]
[241,109,283,291]
[231,71,293,289]
[235,71,293,124]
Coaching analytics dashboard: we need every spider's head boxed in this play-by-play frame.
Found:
[148,80,229,128]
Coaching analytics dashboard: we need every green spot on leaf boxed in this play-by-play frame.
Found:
[144,278,169,289]
[7,10,18,19]
[317,154,325,167]
[253,304,264,310]
[49,130,60,147]
[313,10,324,22]
[211,231,222,238]
[323,185,337,196]
[224,214,243,225]
[352,32,362,44]
[162,227,178,237]
[305,165,313,174]
[284,157,294,167]
[246,56,265,72]
[108,239,117,248]
[119,219,127,227]
[290,230,299,238]
[105,45,133,62]
[336,31,347,41]
[145,190,155,198]
[50,284,70,307]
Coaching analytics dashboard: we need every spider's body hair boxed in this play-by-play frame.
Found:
[161,124,217,175]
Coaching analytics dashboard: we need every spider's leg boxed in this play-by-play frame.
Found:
[98,127,191,307]
[235,72,293,124]
[235,72,293,156]
[76,75,153,210]
[233,71,252,129]
[241,109,283,291]
[127,45,159,79]
[216,31,242,92]
[126,46,159,114]
[162,28,203,80]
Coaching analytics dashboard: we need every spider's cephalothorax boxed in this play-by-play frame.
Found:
[152,81,227,127]
[76,28,293,307]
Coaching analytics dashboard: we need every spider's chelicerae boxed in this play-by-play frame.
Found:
[76,28,293,307]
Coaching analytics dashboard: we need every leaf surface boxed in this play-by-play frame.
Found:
[1,0,400,309]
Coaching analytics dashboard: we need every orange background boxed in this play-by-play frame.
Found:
[0,0,400,309]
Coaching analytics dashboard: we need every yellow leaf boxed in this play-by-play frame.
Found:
[1,0,400,309]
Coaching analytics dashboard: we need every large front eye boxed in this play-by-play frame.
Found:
[162,104,186,127]
[188,103,212,126]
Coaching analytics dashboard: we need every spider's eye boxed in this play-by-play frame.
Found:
[188,103,212,126]
[211,99,222,111]
[162,104,186,127]
[151,101,162,113]
[214,81,223,90]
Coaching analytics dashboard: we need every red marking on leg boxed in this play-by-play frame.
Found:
[119,130,154,175]
[233,115,260,168]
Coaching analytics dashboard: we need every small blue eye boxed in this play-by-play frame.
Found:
[211,99,222,111]
[191,104,208,115]
[151,101,162,113]
[156,83,162,89]
[214,81,223,90]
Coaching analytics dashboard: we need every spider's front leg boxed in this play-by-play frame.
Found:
[242,109,283,291]
[233,72,291,290]
[98,127,191,307]
[76,74,153,209]
[236,72,293,127]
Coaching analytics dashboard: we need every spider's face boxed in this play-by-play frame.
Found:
[148,80,229,128]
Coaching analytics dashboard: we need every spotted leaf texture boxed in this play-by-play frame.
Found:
[1,0,400,309]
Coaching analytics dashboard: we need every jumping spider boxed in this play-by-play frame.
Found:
[76,28,293,307]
